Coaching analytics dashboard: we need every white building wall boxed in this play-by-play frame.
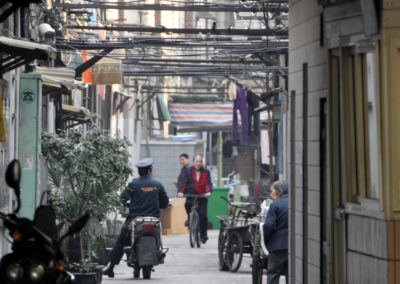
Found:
[140,140,205,197]
[0,7,20,259]
[288,0,328,283]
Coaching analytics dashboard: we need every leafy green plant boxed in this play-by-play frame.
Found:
[41,124,132,271]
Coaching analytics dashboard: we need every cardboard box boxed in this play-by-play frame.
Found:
[160,198,187,235]
[170,197,186,208]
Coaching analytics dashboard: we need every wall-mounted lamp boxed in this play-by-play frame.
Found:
[38,23,55,43]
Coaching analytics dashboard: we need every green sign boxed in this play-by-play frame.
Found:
[18,73,42,219]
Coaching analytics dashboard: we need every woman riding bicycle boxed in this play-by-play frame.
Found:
[178,153,212,244]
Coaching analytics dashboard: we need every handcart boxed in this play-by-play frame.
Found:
[217,196,263,273]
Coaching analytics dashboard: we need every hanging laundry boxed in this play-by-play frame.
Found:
[81,50,92,84]
[232,87,248,146]
[220,79,229,101]
[246,90,260,136]
[228,80,237,100]
[260,129,270,164]
[223,138,233,158]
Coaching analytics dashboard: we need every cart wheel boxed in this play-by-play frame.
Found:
[218,226,229,271]
[227,231,243,272]
[252,255,264,284]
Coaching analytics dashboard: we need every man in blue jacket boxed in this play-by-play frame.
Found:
[103,158,169,278]
[263,181,289,284]
[173,153,189,192]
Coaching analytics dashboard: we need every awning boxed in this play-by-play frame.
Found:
[62,104,91,127]
[169,102,270,129]
[36,67,85,91]
[156,94,171,122]
[0,36,57,74]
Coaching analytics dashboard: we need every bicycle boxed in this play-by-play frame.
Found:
[184,194,207,248]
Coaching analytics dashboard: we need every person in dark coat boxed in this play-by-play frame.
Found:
[173,153,189,192]
[263,180,289,284]
[178,153,212,243]
[103,158,169,278]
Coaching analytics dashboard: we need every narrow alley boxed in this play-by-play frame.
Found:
[103,230,286,284]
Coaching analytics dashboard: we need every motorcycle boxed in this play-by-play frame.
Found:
[124,216,168,279]
[0,159,90,284]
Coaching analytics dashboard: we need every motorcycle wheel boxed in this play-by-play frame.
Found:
[142,265,152,279]
[134,264,140,278]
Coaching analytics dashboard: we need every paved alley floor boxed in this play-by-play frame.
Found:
[102,229,286,284]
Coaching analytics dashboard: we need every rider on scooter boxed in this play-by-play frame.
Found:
[103,158,169,278]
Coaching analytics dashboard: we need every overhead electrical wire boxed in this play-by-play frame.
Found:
[59,46,287,61]
[52,0,288,83]
[56,0,288,10]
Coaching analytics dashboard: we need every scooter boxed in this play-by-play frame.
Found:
[0,159,90,284]
[125,216,168,279]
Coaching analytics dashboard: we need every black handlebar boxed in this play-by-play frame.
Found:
[181,194,208,198]
[219,196,259,214]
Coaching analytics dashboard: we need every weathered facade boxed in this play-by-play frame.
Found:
[0,0,53,258]
[287,1,400,283]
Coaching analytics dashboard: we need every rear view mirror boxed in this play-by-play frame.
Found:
[5,160,21,213]
[5,159,20,191]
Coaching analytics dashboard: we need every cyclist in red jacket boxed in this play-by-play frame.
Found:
[178,153,212,243]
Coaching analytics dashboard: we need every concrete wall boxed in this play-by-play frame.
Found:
[346,213,388,283]
[288,0,328,283]
[0,4,17,261]
[140,140,205,197]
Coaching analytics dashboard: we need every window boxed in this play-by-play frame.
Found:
[336,48,379,201]
[365,52,380,199]
[351,53,370,199]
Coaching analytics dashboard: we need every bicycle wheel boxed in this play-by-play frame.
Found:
[252,255,264,284]
[195,212,201,248]
[189,211,196,248]
[227,231,243,272]
[218,226,229,271]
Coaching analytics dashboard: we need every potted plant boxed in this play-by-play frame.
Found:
[41,123,132,283]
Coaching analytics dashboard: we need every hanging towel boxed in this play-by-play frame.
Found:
[228,80,237,100]
[260,129,270,164]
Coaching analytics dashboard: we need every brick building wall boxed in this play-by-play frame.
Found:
[288,0,328,283]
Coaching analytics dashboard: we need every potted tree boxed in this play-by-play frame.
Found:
[41,124,132,283]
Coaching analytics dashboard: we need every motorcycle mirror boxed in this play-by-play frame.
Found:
[5,160,21,213]
[60,214,90,242]
[5,159,21,190]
